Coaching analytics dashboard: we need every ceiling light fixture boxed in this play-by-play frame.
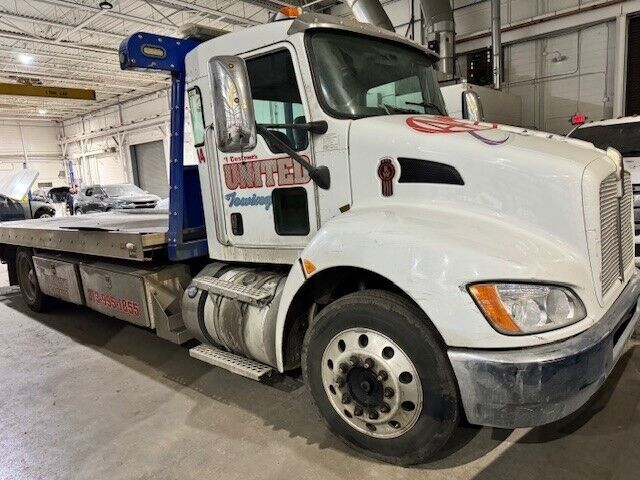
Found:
[99,1,113,9]
[38,109,48,115]
[19,54,33,65]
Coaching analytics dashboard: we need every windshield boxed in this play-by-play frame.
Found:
[307,30,446,119]
[569,123,640,157]
[103,184,146,197]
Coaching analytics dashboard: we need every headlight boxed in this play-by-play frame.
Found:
[468,283,586,335]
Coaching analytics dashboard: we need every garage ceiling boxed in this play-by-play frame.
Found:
[0,0,339,121]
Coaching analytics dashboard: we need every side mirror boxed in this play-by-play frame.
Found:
[462,91,484,122]
[209,56,257,153]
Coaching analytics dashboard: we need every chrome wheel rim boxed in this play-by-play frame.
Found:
[321,328,422,439]
[18,256,37,303]
[38,213,52,219]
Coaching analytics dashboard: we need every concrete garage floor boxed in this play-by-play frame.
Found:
[1,266,639,480]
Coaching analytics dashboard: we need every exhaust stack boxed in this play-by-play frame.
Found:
[420,0,455,77]
[344,0,395,32]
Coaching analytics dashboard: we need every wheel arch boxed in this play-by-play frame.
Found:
[277,264,445,372]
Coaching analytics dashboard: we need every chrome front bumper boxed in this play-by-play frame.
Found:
[448,272,640,428]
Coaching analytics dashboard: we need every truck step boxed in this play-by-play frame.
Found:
[191,276,273,306]
[189,344,273,381]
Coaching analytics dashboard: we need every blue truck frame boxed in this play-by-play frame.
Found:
[119,32,208,262]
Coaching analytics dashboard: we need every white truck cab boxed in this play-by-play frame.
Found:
[1,12,638,465]
[178,13,639,462]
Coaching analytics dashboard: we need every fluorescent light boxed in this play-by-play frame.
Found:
[19,54,33,65]
[38,109,48,115]
[99,1,113,9]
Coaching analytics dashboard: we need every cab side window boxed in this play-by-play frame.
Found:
[246,49,308,152]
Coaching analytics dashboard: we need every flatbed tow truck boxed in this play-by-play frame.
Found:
[0,7,639,465]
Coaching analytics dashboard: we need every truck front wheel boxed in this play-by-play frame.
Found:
[16,248,53,312]
[302,290,459,465]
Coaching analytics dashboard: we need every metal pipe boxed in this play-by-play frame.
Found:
[419,0,455,76]
[491,0,502,89]
[344,0,395,31]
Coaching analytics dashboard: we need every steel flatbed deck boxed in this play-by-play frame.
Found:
[0,211,168,261]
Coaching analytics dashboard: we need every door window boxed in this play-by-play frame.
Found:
[272,187,310,236]
[188,87,206,147]
[246,49,308,152]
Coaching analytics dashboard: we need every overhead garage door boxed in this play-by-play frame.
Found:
[131,141,169,197]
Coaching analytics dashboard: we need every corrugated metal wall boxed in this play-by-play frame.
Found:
[502,22,615,133]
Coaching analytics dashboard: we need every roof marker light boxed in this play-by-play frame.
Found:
[272,7,302,21]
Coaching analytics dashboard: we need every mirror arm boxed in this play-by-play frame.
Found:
[256,125,330,190]
[259,120,328,135]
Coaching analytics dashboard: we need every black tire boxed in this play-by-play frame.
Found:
[15,248,54,312]
[302,290,459,465]
[75,207,82,215]
[34,209,53,219]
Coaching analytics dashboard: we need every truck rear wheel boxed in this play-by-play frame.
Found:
[16,248,53,312]
[302,290,459,465]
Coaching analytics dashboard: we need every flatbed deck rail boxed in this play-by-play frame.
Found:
[0,212,168,261]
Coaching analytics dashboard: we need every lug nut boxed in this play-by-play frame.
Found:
[353,406,363,417]
[380,403,390,414]
[341,394,351,405]
[349,355,360,366]
[377,370,388,382]
[384,387,395,398]
[338,363,349,374]
[363,357,374,369]
[335,376,345,388]
[368,410,379,420]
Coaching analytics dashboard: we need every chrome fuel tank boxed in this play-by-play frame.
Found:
[182,263,287,367]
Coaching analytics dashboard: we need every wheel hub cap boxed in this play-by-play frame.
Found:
[348,368,383,407]
[321,328,422,439]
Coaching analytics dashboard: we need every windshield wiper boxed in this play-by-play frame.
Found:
[382,103,420,115]
[405,101,445,116]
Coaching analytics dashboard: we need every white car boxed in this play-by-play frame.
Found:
[568,116,640,259]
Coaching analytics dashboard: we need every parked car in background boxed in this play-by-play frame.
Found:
[568,116,640,258]
[0,170,56,222]
[74,184,161,214]
[47,186,71,203]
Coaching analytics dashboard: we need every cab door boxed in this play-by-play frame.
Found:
[214,44,318,248]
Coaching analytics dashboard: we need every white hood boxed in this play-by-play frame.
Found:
[0,169,39,201]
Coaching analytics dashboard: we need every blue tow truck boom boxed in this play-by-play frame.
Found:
[120,32,206,262]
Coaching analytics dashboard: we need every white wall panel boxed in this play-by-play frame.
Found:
[96,155,127,185]
[501,22,614,132]
[0,120,66,188]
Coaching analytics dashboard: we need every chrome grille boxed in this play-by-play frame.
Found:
[600,172,634,296]
[621,173,634,268]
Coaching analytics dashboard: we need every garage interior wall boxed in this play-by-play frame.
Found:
[332,0,636,133]
[60,89,196,191]
[0,119,65,189]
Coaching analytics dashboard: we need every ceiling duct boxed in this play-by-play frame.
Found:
[344,0,395,32]
[420,0,454,77]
